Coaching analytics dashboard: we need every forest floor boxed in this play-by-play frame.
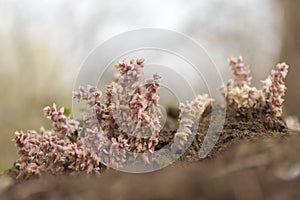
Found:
[1,106,300,200]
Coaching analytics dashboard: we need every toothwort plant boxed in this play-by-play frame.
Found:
[171,94,212,154]
[222,56,289,117]
[14,56,288,178]
[14,104,102,179]
[73,58,163,167]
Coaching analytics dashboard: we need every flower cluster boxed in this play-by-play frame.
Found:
[171,94,212,154]
[74,58,212,167]
[14,104,102,179]
[73,58,163,168]
[262,63,289,117]
[229,56,252,87]
[222,56,289,117]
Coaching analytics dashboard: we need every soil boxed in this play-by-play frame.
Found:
[1,106,299,200]
[158,106,288,162]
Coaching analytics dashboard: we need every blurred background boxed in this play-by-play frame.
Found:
[0,0,299,171]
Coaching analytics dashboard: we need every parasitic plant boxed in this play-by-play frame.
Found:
[14,104,101,179]
[13,56,289,179]
[171,94,212,154]
[222,56,289,117]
